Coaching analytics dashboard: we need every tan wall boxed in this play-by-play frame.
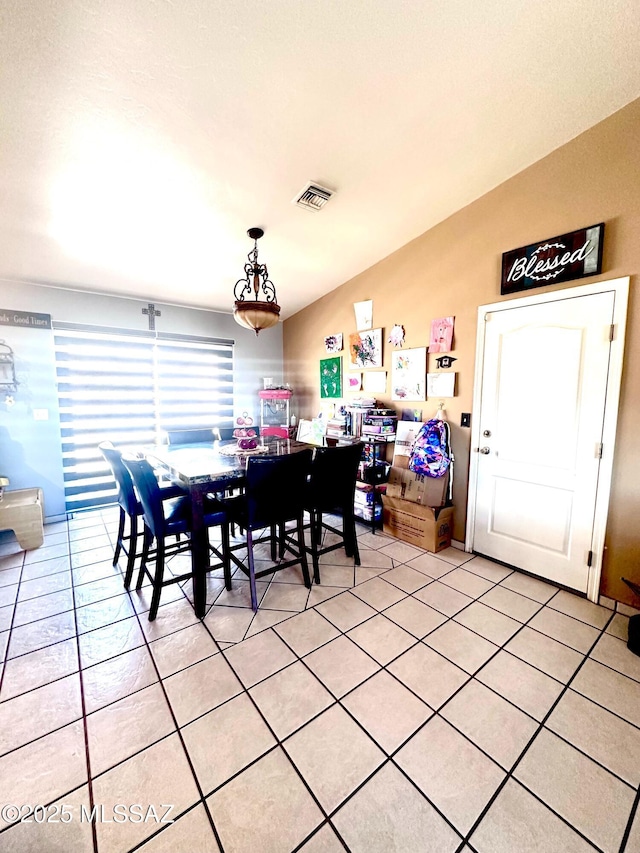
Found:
[283,97,640,607]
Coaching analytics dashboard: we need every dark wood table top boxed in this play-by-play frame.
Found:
[146,438,312,489]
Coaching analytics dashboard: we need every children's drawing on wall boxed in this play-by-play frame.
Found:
[349,328,382,368]
[319,356,343,398]
[391,347,426,401]
[429,316,454,353]
[347,372,362,391]
[353,300,373,331]
[324,333,343,354]
[427,372,456,397]
[388,324,405,348]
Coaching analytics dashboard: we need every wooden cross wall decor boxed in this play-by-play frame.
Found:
[142,303,161,330]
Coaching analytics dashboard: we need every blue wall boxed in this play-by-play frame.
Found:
[0,280,284,521]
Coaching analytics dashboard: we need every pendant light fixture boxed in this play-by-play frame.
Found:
[233,228,281,335]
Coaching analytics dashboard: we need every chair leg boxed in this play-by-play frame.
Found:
[247,529,258,612]
[270,524,277,562]
[221,522,232,591]
[343,509,354,558]
[136,526,153,590]
[297,514,312,589]
[123,513,138,589]
[311,509,322,585]
[114,507,125,565]
[347,510,361,566]
[148,541,165,621]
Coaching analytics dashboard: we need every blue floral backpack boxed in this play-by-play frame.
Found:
[408,419,453,480]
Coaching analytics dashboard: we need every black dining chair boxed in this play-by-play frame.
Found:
[223,449,313,611]
[166,428,215,445]
[99,441,186,589]
[122,456,231,620]
[304,442,363,584]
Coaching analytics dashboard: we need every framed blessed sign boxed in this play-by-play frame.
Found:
[501,223,604,295]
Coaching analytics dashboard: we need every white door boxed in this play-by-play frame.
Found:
[471,289,617,593]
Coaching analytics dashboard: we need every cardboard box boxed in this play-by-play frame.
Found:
[382,495,453,552]
[386,453,448,506]
[385,421,448,506]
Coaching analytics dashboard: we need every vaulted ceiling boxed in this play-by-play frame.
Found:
[2,1,640,319]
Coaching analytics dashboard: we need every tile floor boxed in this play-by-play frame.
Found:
[0,507,639,852]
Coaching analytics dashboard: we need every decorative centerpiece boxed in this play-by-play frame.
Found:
[233,412,258,450]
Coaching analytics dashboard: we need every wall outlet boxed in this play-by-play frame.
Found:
[461,412,471,428]
[33,408,49,421]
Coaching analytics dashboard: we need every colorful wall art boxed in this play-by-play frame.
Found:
[324,333,343,353]
[347,372,362,391]
[349,328,382,368]
[320,356,343,398]
[429,316,454,353]
[391,347,426,401]
[388,324,405,347]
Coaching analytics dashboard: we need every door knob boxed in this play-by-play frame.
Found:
[479,446,491,454]
[482,429,492,437]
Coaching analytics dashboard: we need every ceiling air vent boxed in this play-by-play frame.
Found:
[293,182,334,211]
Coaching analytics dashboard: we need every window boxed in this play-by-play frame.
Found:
[53,325,234,513]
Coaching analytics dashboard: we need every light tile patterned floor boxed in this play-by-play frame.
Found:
[0,507,639,852]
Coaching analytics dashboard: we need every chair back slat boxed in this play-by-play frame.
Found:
[99,441,139,517]
[246,449,313,529]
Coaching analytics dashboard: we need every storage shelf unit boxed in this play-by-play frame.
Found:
[348,408,397,531]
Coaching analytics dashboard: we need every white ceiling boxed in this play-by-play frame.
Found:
[1,1,640,320]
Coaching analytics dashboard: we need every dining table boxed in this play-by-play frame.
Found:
[145,437,312,617]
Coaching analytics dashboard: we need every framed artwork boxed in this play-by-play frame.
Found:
[324,333,343,353]
[349,328,382,368]
[320,356,342,398]
[391,347,426,401]
[427,372,456,397]
[363,371,387,393]
[429,316,454,353]
[347,371,362,391]
[353,300,373,331]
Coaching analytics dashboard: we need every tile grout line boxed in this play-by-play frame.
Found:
[3,511,636,851]
[456,606,621,850]
[298,570,627,848]
[0,547,26,697]
[264,608,466,847]
[105,549,228,853]
[618,784,640,853]
[67,513,101,853]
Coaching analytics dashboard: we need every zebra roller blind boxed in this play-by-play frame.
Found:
[54,325,234,513]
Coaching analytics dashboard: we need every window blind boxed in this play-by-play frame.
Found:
[53,325,234,513]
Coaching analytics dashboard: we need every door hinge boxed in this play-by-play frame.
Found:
[609,324,615,342]
[596,443,603,459]
[587,550,594,567]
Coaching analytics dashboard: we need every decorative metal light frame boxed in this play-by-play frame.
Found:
[0,342,18,392]
[233,227,281,335]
